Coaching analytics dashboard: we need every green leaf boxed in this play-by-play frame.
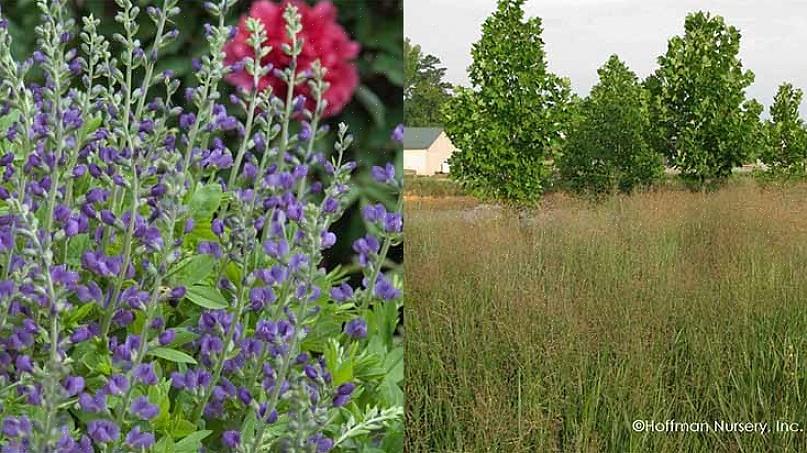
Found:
[355,85,385,127]
[171,419,197,438]
[153,435,175,453]
[168,255,216,286]
[174,430,213,452]
[148,347,198,364]
[188,183,223,221]
[185,285,228,310]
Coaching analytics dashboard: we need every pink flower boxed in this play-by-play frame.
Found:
[224,0,360,118]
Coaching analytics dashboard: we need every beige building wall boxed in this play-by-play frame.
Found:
[425,132,454,175]
[404,149,428,175]
[404,132,456,176]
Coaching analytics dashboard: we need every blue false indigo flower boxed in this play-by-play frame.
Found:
[371,162,396,184]
[125,427,155,449]
[263,239,290,259]
[362,203,386,222]
[15,355,33,374]
[198,241,223,258]
[309,434,334,453]
[70,325,93,343]
[293,95,306,112]
[352,234,380,267]
[323,197,339,214]
[321,231,337,249]
[2,416,32,438]
[170,286,186,300]
[131,396,159,420]
[87,419,119,444]
[222,430,241,449]
[62,376,85,397]
[134,363,158,385]
[184,218,195,234]
[51,265,79,287]
[77,395,105,416]
[180,112,196,129]
[105,374,129,396]
[344,318,367,339]
[298,122,312,141]
[391,124,404,143]
[374,275,401,301]
[212,218,225,236]
[383,212,403,233]
[159,329,176,346]
[330,282,354,302]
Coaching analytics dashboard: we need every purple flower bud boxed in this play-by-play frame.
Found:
[222,430,240,448]
[184,218,195,234]
[322,197,339,214]
[180,112,196,129]
[391,124,404,143]
[15,355,33,373]
[212,218,225,236]
[159,329,176,346]
[344,318,367,339]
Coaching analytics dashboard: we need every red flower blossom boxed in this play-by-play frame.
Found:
[224,0,360,118]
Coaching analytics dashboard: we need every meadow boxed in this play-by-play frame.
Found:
[405,180,807,452]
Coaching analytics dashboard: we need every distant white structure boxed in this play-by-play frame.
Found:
[403,127,456,175]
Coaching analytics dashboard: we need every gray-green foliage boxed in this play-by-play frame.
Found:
[443,0,572,202]
[559,55,662,196]
[646,11,762,189]
[761,82,807,179]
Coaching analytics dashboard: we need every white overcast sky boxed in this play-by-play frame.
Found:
[404,0,807,114]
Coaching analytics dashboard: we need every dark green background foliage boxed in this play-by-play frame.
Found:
[646,11,762,189]
[443,0,572,202]
[403,38,452,127]
[559,55,662,196]
[1,0,403,268]
[761,83,807,179]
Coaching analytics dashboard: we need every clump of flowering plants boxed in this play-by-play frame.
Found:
[0,0,403,451]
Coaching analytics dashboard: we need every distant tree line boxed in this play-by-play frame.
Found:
[408,0,807,202]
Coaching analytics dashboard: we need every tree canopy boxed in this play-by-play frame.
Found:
[646,11,761,188]
[404,38,453,127]
[443,0,572,202]
[761,83,807,179]
[559,55,663,196]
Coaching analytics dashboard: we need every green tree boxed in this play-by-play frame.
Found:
[404,38,452,126]
[559,55,663,196]
[443,0,572,202]
[646,11,761,189]
[761,83,807,179]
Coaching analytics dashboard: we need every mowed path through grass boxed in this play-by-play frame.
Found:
[406,183,807,452]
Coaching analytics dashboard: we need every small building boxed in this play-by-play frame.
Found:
[403,127,456,176]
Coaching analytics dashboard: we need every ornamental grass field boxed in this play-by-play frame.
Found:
[405,180,807,452]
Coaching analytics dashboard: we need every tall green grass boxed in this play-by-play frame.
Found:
[406,184,807,452]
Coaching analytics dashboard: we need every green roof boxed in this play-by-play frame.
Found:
[404,127,442,149]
